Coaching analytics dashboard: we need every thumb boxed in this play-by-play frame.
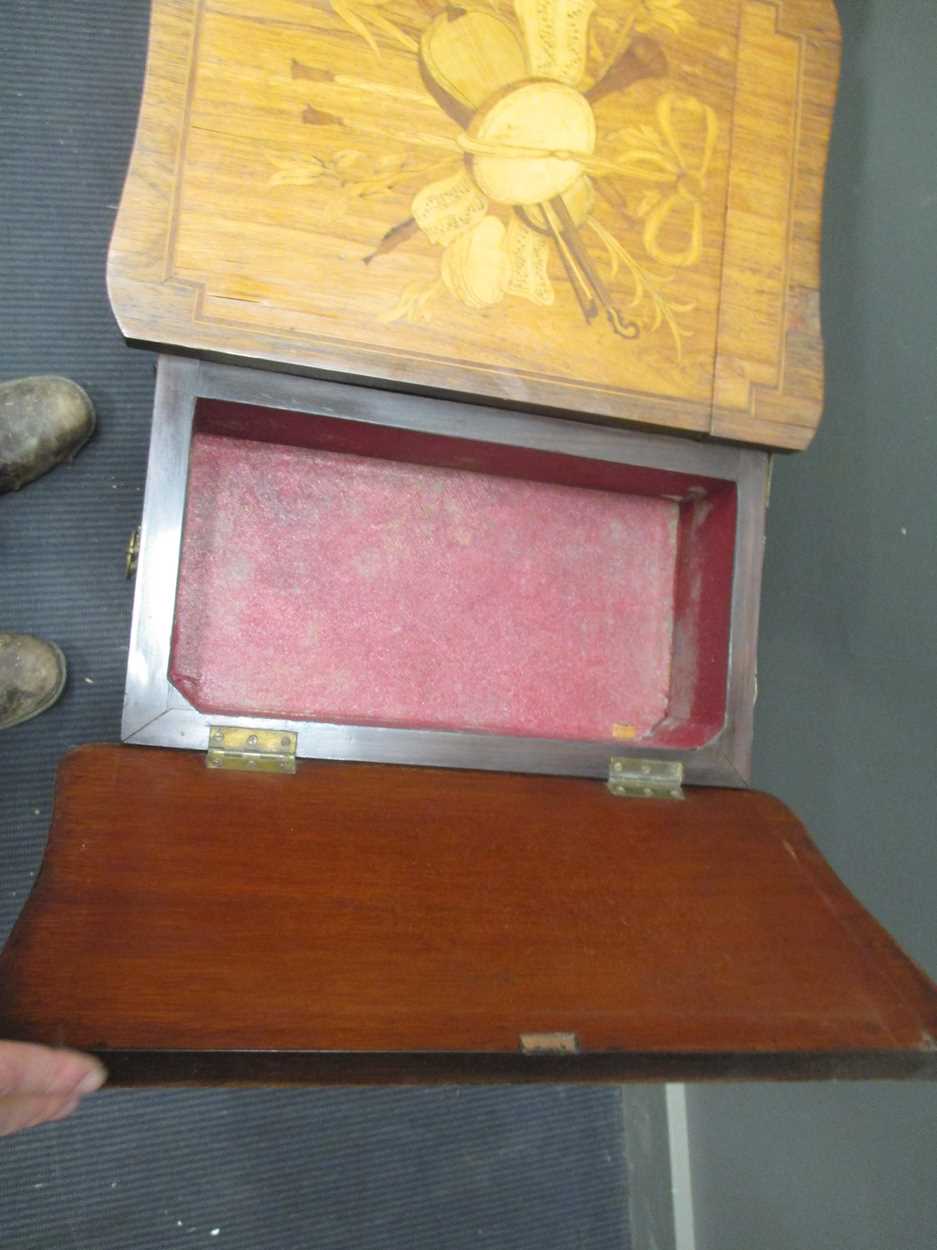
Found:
[0,1093,83,1138]
[0,1041,106,1098]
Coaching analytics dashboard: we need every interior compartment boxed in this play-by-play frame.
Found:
[169,400,737,747]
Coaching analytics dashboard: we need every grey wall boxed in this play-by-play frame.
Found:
[687,2,937,1247]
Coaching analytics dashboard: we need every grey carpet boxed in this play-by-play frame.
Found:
[0,4,632,1248]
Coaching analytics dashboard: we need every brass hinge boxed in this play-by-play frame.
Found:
[206,726,297,774]
[608,757,684,800]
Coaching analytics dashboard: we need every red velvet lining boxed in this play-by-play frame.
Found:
[169,401,735,745]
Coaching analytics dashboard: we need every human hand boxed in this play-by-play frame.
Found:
[0,1042,106,1137]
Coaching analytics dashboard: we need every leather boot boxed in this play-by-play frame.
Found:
[0,377,95,493]
[0,634,67,729]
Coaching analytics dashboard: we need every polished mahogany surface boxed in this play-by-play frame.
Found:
[1,745,935,1084]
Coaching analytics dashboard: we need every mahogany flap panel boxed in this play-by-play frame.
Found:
[107,0,841,450]
[1,745,935,1083]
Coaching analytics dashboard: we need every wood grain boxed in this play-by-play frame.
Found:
[107,0,840,451]
[1,745,935,1085]
[712,1,842,444]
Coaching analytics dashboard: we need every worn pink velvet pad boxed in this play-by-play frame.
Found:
[170,432,681,739]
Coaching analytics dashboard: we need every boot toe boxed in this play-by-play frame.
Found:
[0,377,96,493]
[0,634,67,729]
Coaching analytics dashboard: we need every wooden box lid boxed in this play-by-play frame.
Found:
[108,0,840,451]
[2,745,935,1085]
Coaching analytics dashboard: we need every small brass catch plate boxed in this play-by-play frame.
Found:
[206,726,297,774]
[608,757,684,800]
[125,526,141,578]
[520,1032,580,1056]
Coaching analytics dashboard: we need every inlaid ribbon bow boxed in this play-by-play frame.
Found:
[612,92,717,268]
